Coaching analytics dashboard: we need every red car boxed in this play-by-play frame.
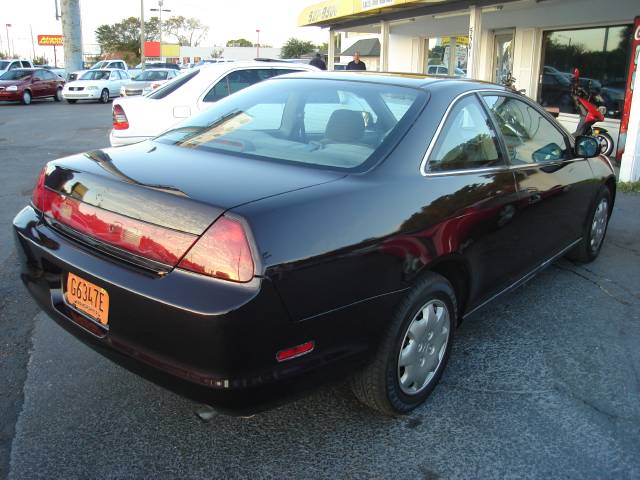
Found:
[0,68,65,104]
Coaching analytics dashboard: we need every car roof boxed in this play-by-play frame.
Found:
[268,70,505,91]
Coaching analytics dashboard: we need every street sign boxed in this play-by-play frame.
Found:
[37,35,63,46]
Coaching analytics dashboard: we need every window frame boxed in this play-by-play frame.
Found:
[420,89,577,177]
[425,93,506,173]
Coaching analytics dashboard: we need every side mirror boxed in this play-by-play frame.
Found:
[574,135,599,158]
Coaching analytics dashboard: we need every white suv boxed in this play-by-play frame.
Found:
[110,61,318,147]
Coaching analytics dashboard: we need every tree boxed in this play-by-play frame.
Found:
[32,55,48,65]
[211,47,224,58]
[163,16,209,46]
[226,38,253,47]
[95,16,161,60]
[280,38,315,59]
[316,42,328,53]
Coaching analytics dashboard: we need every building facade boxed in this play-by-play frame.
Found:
[299,0,640,182]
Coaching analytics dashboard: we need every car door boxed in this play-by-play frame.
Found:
[108,71,122,96]
[30,72,47,97]
[423,93,522,304]
[41,70,58,96]
[481,93,596,263]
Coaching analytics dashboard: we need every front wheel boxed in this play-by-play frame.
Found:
[567,186,611,263]
[21,90,32,105]
[351,272,456,415]
[99,89,109,104]
[596,132,614,156]
[66,99,77,104]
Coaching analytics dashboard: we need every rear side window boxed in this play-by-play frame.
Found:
[228,69,261,94]
[21,61,31,68]
[203,77,230,102]
[483,95,569,164]
[148,69,200,99]
[428,95,502,172]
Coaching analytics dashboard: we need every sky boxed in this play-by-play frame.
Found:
[1,0,326,62]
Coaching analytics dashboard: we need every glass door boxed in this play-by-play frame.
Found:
[493,31,515,84]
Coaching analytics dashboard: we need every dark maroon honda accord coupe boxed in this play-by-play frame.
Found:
[13,72,615,415]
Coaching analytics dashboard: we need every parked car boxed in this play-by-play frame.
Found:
[34,65,66,78]
[134,62,181,70]
[14,73,615,415]
[119,68,179,97]
[0,59,34,75]
[68,59,128,82]
[426,64,466,77]
[0,68,65,104]
[110,61,318,147]
[62,69,130,103]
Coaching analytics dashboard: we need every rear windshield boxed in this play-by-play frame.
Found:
[80,70,110,80]
[0,61,10,70]
[154,78,425,171]
[0,69,32,80]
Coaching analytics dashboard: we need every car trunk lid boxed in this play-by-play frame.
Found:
[38,141,344,270]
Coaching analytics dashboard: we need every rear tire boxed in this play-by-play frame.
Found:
[351,272,456,415]
[66,99,77,104]
[21,90,32,105]
[567,186,611,263]
[99,89,109,104]
[54,87,63,102]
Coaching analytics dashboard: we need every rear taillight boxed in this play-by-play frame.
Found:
[42,189,198,266]
[31,166,47,211]
[178,216,255,282]
[112,104,129,130]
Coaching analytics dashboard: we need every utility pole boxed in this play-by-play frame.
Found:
[30,25,36,60]
[140,0,145,69]
[5,24,11,57]
[61,0,83,76]
[256,29,260,58]
[150,0,170,61]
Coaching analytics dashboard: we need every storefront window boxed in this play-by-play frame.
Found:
[426,36,468,77]
[539,25,633,119]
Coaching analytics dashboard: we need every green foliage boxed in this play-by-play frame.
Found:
[226,38,253,47]
[0,51,9,59]
[32,55,48,65]
[163,16,208,47]
[281,38,315,59]
[316,42,328,53]
[95,16,160,59]
[211,47,224,58]
[618,181,640,193]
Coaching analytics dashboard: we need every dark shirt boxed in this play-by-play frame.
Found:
[309,57,327,70]
[346,60,366,71]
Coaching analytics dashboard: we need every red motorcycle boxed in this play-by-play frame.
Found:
[571,68,614,156]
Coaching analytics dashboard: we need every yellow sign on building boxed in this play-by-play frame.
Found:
[161,44,180,57]
[298,0,429,26]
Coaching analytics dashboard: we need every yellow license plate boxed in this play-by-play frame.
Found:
[65,272,110,326]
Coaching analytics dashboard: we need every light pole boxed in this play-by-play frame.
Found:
[140,0,145,69]
[5,24,11,57]
[256,29,260,58]
[150,0,171,61]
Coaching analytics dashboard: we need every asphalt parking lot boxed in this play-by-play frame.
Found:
[1,100,639,479]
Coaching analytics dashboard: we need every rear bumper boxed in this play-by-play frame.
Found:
[109,130,151,147]
[13,206,367,414]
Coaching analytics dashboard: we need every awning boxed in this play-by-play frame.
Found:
[298,0,454,27]
[341,38,380,56]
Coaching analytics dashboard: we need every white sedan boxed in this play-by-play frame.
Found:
[109,61,318,147]
[63,69,130,104]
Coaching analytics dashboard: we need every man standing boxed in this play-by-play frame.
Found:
[309,53,327,70]
[346,51,366,71]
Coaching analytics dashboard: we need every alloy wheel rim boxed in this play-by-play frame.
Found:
[24,92,31,104]
[590,198,608,252]
[397,299,450,395]
[56,89,62,100]
[102,90,108,102]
